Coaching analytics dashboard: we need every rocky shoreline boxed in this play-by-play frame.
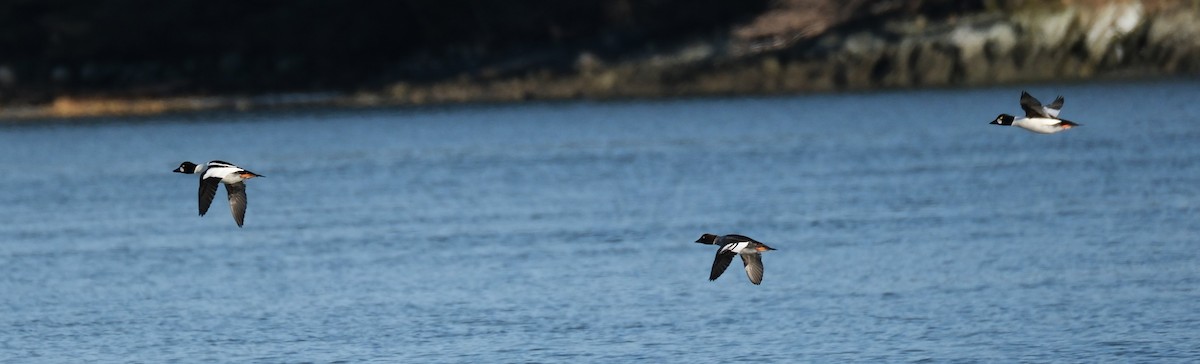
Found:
[2,0,1196,120]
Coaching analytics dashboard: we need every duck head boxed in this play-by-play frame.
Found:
[990,114,1015,126]
[173,161,198,174]
[695,233,719,245]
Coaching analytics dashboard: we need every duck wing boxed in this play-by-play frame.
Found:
[710,250,737,281]
[1043,96,1064,118]
[1019,91,1050,118]
[198,177,221,216]
[740,253,765,285]
[225,181,248,227]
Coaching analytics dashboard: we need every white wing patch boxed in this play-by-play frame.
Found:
[1043,107,1061,118]
[721,241,751,254]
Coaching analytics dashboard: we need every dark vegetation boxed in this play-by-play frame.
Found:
[2,0,1194,117]
[0,0,770,103]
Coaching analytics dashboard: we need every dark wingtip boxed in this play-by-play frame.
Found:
[1047,96,1065,109]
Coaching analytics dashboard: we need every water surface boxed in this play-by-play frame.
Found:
[1,81,1198,362]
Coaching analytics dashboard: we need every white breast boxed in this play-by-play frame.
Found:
[1013,118,1064,134]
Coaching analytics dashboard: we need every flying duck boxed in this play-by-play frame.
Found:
[990,91,1079,134]
[695,233,776,285]
[173,160,262,227]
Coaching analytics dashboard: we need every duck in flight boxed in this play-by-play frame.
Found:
[173,160,262,227]
[695,233,776,285]
[990,91,1080,134]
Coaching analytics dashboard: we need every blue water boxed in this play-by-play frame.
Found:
[1,81,1198,362]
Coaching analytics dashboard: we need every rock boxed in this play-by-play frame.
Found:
[1082,1,1144,63]
[1145,7,1200,73]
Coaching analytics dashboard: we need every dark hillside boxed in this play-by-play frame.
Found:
[0,1,768,102]
[1,0,1197,118]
